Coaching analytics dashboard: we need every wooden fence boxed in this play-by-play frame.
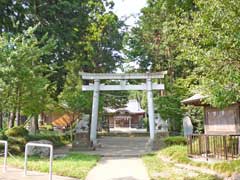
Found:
[187,134,240,160]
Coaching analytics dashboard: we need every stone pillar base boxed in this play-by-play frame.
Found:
[72,132,94,151]
[151,131,169,151]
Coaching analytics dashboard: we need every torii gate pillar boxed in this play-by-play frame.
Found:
[146,78,155,140]
[90,79,100,145]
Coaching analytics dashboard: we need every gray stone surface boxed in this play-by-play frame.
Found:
[85,157,150,180]
[79,136,152,157]
[183,116,193,136]
[27,140,52,157]
[72,132,92,151]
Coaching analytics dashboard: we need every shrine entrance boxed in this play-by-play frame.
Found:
[81,72,167,146]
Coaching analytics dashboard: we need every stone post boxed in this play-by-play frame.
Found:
[90,79,100,146]
[146,78,155,140]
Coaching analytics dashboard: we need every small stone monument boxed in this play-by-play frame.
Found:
[72,114,93,150]
[151,113,169,150]
[161,120,168,132]
[155,113,168,132]
[155,113,162,130]
[75,119,89,133]
[183,115,193,136]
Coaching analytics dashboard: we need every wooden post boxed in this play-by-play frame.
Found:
[230,136,234,159]
[199,135,202,154]
[205,135,209,161]
[213,136,216,158]
[189,136,193,155]
[223,136,227,160]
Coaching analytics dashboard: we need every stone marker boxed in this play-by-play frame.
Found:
[183,116,193,136]
[27,140,52,157]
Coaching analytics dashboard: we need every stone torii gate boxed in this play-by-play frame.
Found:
[81,72,167,146]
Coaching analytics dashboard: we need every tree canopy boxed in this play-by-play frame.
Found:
[0,0,239,134]
[126,0,240,132]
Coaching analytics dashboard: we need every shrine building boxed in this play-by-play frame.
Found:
[104,100,145,129]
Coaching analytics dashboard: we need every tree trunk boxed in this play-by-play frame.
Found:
[9,111,16,128]
[0,111,3,129]
[31,115,39,134]
[16,110,21,126]
[16,87,21,126]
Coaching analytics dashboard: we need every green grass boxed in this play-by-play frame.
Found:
[143,153,220,180]
[0,153,100,179]
[155,145,240,177]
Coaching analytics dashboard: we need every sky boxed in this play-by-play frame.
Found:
[112,0,147,27]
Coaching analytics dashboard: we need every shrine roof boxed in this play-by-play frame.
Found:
[181,94,208,106]
[105,99,145,114]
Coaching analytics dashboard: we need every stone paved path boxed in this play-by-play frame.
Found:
[0,166,78,180]
[75,137,152,157]
[85,157,150,180]
[85,137,151,180]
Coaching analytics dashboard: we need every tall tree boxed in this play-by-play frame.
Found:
[177,0,240,108]
[126,0,196,132]
[0,26,55,130]
[0,0,124,97]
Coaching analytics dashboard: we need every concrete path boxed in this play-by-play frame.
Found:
[86,157,150,180]
[0,166,78,180]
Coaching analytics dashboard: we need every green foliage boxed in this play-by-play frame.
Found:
[40,124,54,131]
[158,145,240,176]
[126,0,196,133]
[0,26,55,119]
[164,136,187,146]
[4,126,29,154]
[156,95,184,132]
[2,126,69,154]
[143,117,149,131]
[185,106,204,133]
[126,0,240,136]
[177,0,240,108]
[5,126,29,137]
[143,149,219,180]
[0,1,125,127]
[159,145,191,164]
[28,133,70,147]
[7,136,27,154]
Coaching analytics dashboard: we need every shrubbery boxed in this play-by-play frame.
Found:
[28,133,70,147]
[5,126,29,137]
[164,136,187,146]
[0,126,70,154]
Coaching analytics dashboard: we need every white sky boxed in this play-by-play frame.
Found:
[112,0,147,27]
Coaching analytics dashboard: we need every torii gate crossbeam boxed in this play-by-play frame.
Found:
[81,72,167,146]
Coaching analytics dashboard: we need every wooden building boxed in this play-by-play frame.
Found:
[182,94,240,135]
[104,100,145,129]
[41,112,80,130]
[182,94,240,160]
